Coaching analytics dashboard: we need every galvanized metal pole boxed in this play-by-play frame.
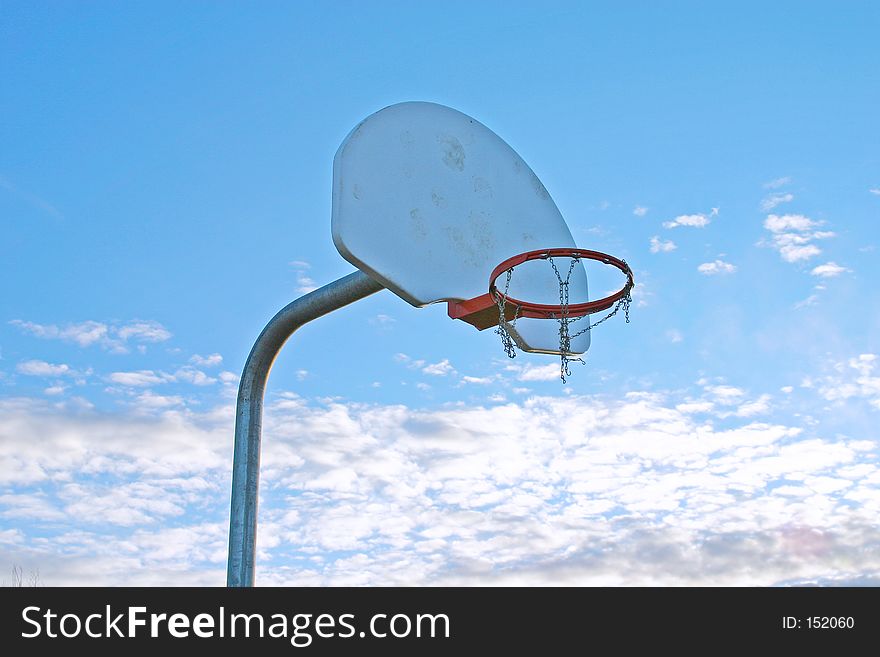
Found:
[227,270,384,587]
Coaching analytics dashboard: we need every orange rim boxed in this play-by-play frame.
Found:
[489,248,634,319]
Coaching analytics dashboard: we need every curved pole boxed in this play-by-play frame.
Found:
[227,270,385,587]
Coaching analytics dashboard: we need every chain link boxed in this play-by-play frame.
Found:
[494,268,519,358]
[548,255,584,383]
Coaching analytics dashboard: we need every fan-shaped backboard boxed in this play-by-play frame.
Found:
[331,102,589,355]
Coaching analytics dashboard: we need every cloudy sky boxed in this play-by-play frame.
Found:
[1,2,879,586]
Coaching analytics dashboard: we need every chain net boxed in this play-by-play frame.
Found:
[494,254,632,383]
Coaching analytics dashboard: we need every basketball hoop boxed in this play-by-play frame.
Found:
[230,102,641,586]
[449,248,634,382]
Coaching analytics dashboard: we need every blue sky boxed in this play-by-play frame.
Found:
[1,1,879,585]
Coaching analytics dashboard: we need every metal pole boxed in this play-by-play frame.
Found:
[226,270,385,587]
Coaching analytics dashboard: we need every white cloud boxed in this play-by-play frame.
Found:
[133,391,186,410]
[461,375,494,385]
[3,372,880,586]
[9,320,107,346]
[649,236,677,253]
[394,353,426,370]
[67,322,112,345]
[16,360,73,377]
[116,321,171,343]
[869,188,880,196]
[761,192,794,211]
[514,362,561,382]
[663,213,710,229]
[218,371,238,384]
[109,367,216,387]
[0,397,226,486]
[666,329,683,344]
[705,384,745,404]
[812,354,880,410]
[0,529,24,546]
[780,244,822,262]
[848,354,877,377]
[794,294,820,309]
[697,260,737,275]
[764,176,792,189]
[633,206,648,217]
[422,359,455,376]
[0,492,65,521]
[764,214,819,233]
[175,368,216,386]
[676,401,714,414]
[61,479,215,529]
[369,314,396,328]
[736,394,772,417]
[109,370,168,387]
[761,214,834,264]
[190,353,223,367]
[289,261,318,294]
[295,275,317,294]
[10,319,171,352]
[810,262,849,278]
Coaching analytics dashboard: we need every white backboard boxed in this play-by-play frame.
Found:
[332,102,589,355]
